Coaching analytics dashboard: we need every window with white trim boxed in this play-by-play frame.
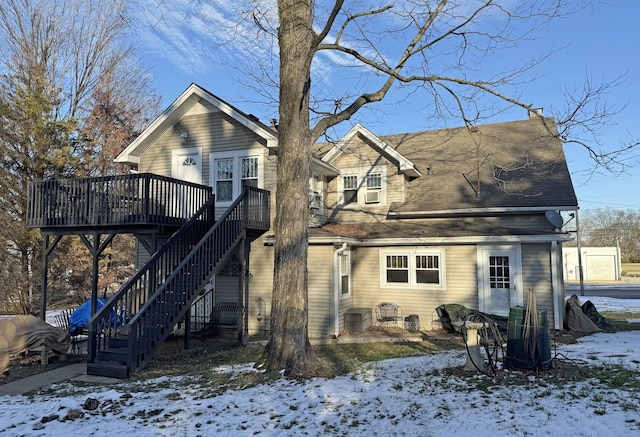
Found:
[365,173,381,204]
[343,175,358,205]
[215,158,234,202]
[339,250,351,296]
[380,249,445,288]
[210,151,263,205]
[309,173,324,213]
[241,156,259,188]
[339,166,386,206]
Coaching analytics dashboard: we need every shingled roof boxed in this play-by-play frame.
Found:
[317,117,578,215]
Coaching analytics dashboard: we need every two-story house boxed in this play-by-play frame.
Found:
[28,83,578,377]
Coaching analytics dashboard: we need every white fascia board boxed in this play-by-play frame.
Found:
[323,123,421,177]
[312,157,340,177]
[355,234,574,246]
[115,84,278,165]
[303,233,573,246]
[388,206,579,218]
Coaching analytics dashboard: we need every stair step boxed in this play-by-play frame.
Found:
[98,347,128,363]
[87,362,129,379]
[109,336,128,349]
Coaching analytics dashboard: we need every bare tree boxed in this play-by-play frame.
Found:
[265,0,638,376]
[580,209,640,263]
[0,0,159,313]
[152,0,637,375]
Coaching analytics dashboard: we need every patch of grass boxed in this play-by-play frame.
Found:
[621,263,640,277]
[313,337,463,377]
[600,311,640,327]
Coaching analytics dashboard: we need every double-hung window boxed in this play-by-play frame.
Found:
[365,173,382,204]
[340,166,385,206]
[343,175,358,205]
[380,249,445,288]
[339,250,351,296]
[210,151,263,206]
[241,157,259,188]
[215,158,234,202]
[309,173,324,212]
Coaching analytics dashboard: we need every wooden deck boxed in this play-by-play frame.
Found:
[27,173,271,379]
[26,173,213,233]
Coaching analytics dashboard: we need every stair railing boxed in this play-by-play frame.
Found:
[123,187,263,374]
[89,186,269,376]
[87,194,216,362]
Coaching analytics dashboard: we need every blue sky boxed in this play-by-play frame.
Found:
[134,1,640,211]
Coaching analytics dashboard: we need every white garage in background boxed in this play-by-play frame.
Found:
[563,247,621,281]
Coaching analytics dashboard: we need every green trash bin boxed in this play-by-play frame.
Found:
[504,306,552,371]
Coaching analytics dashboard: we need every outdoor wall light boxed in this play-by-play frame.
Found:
[180,130,188,144]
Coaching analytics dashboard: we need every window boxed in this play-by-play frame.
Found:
[365,173,381,204]
[489,256,510,288]
[215,158,234,202]
[386,255,409,283]
[241,157,259,188]
[339,166,385,206]
[339,250,351,296]
[210,151,263,205]
[343,175,358,204]
[309,173,323,212]
[416,254,440,284]
[381,249,445,288]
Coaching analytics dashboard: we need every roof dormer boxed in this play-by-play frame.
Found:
[322,123,421,178]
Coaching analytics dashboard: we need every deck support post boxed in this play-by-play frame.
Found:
[79,233,116,315]
[237,235,248,344]
[40,235,63,321]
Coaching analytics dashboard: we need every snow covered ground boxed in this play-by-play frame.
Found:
[0,296,639,436]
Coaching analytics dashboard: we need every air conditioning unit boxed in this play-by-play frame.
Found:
[365,190,380,204]
[309,192,322,209]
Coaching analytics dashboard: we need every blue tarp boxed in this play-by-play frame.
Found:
[69,298,106,335]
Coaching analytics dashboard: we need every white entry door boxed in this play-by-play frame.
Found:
[478,246,523,316]
[171,148,202,217]
[172,148,202,184]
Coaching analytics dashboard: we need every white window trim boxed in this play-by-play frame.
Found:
[337,165,386,207]
[379,248,446,289]
[309,173,324,214]
[209,150,263,207]
[339,249,351,298]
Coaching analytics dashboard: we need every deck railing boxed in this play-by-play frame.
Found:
[27,173,212,228]
[87,186,270,377]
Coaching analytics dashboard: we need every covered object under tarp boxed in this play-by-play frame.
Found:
[0,315,70,372]
[70,298,106,335]
[435,304,509,333]
[564,294,602,333]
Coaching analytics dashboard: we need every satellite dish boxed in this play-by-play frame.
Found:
[545,210,564,228]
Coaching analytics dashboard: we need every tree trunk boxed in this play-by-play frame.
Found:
[263,0,319,376]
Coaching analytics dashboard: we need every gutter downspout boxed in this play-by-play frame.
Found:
[575,209,585,296]
[551,241,562,330]
[333,243,348,338]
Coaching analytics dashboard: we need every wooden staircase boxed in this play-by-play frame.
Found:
[86,187,269,378]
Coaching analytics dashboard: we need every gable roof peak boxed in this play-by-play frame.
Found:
[115,83,278,166]
[323,123,421,177]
